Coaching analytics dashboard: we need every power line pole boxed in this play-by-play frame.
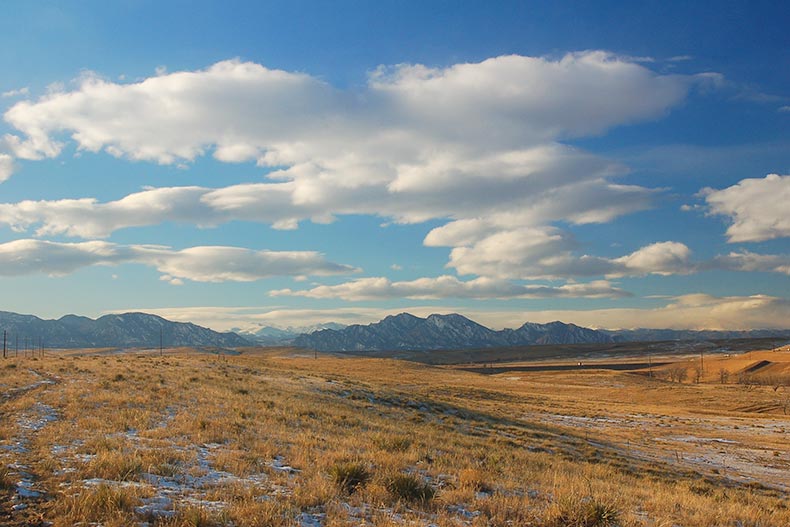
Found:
[647,348,652,378]
[160,327,163,357]
[3,330,6,359]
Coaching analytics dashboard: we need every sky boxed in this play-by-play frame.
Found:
[0,0,788,332]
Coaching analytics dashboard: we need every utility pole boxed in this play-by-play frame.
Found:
[647,348,653,378]
[3,330,6,359]
[15,335,18,357]
[160,327,163,357]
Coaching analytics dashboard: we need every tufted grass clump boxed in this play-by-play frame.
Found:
[329,461,371,494]
[55,483,143,525]
[547,494,620,527]
[0,466,15,490]
[385,473,435,503]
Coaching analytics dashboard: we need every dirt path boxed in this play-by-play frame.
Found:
[0,370,60,526]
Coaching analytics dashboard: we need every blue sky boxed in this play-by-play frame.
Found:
[0,1,787,331]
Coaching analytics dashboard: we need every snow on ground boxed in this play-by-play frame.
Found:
[0,373,60,511]
[525,410,790,492]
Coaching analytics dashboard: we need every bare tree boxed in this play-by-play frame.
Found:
[667,367,688,383]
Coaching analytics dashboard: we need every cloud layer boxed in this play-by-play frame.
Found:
[434,231,696,279]
[0,53,708,285]
[0,239,356,282]
[271,276,629,300]
[4,53,691,165]
[3,53,781,322]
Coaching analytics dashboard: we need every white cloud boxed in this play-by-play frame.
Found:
[120,293,790,332]
[1,87,29,98]
[0,239,356,281]
[713,251,790,275]
[610,241,693,276]
[0,148,644,238]
[0,186,218,237]
[434,225,695,279]
[0,54,715,283]
[702,174,790,242]
[151,245,357,282]
[271,275,629,300]
[0,154,14,182]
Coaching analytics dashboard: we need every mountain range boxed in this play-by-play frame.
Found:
[293,312,612,351]
[1,310,787,352]
[0,311,250,349]
[293,312,790,352]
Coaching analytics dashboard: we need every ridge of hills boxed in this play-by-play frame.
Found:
[0,311,250,349]
[1,310,788,351]
[293,312,612,351]
[294,313,790,352]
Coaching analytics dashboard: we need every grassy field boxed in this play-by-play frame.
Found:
[0,345,788,526]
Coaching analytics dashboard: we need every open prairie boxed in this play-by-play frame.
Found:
[0,345,788,526]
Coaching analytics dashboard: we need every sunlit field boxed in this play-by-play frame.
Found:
[1,345,788,526]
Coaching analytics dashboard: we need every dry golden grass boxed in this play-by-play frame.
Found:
[0,347,787,526]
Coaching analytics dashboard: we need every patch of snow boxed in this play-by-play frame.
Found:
[18,403,58,432]
[448,504,481,519]
[15,478,42,498]
[297,511,325,527]
[135,495,175,518]
[270,455,300,474]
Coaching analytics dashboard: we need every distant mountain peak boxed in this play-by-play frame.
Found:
[294,312,612,352]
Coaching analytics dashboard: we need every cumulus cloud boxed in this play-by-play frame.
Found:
[0,148,643,238]
[433,226,695,279]
[0,54,715,283]
[610,241,693,276]
[702,174,790,242]
[0,239,356,281]
[3,54,693,165]
[271,276,629,301]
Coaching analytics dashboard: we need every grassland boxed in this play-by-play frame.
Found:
[0,345,788,526]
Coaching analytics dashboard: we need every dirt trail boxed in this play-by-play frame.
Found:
[0,370,60,525]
